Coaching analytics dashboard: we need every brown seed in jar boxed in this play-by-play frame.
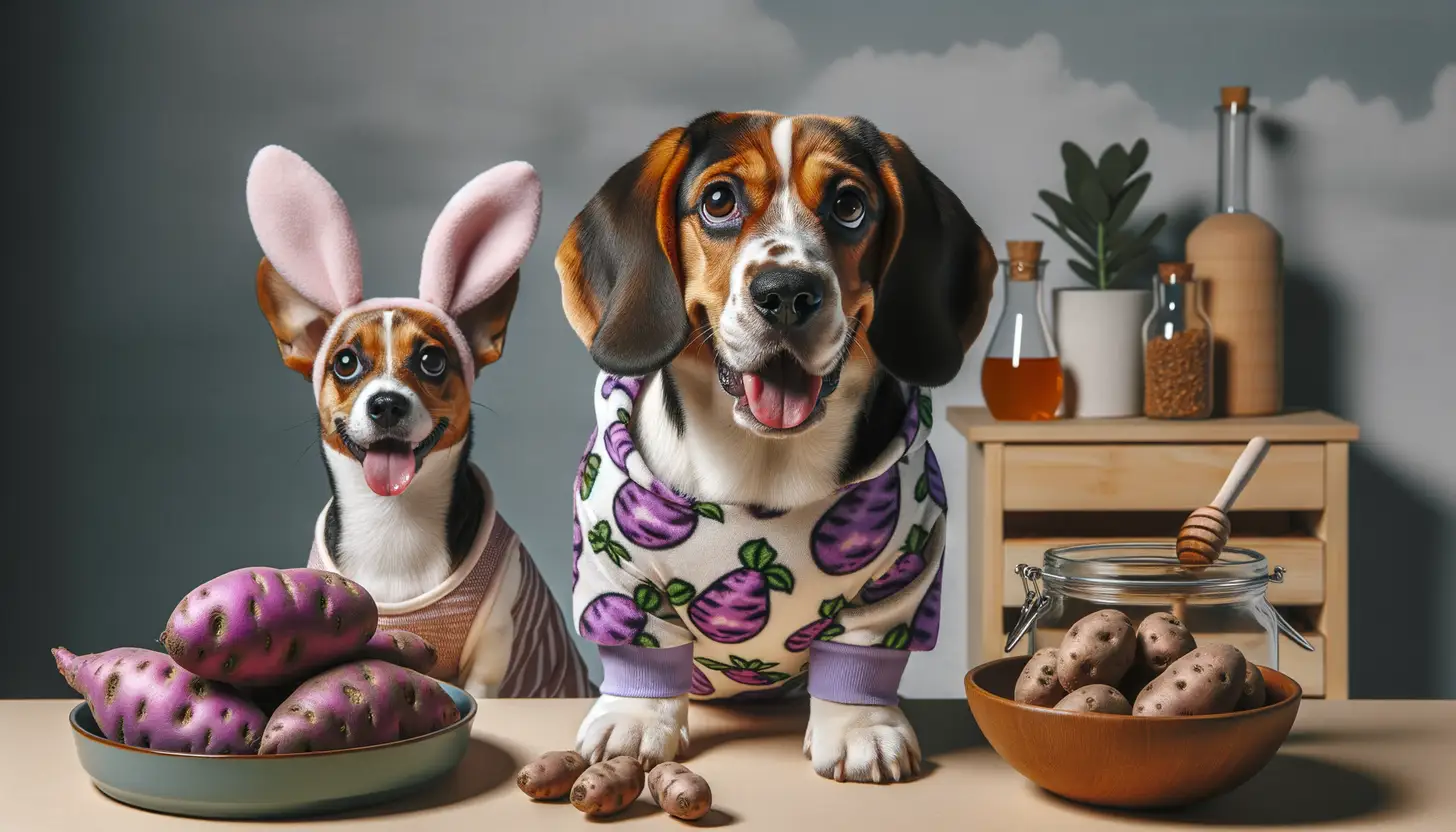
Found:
[1145,331,1211,418]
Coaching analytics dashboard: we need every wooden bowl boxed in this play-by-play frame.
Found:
[964,656,1301,808]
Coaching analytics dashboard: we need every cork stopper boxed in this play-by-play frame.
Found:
[1157,261,1195,284]
[1005,240,1043,281]
[1221,86,1251,109]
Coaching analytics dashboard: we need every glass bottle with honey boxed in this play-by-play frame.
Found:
[981,240,1063,420]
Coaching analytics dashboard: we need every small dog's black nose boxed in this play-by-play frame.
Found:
[366,392,409,429]
[750,270,825,328]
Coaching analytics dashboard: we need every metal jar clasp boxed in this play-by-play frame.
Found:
[1004,564,1050,653]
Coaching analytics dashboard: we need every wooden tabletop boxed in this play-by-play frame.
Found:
[2,697,1452,830]
[947,407,1360,443]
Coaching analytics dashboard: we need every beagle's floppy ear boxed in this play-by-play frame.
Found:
[863,126,998,388]
[255,256,335,377]
[556,125,696,376]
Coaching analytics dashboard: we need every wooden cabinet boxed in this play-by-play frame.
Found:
[948,408,1359,699]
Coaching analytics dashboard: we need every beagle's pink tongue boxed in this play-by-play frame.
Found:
[363,443,415,496]
[743,357,822,429]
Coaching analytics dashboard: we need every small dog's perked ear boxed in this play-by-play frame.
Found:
[256,257,335,377]
[861,124,998,388]
[556,124,697,376]
[417,160,542,375]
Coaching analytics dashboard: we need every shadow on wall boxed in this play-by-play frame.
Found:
[1261,116,1446,699]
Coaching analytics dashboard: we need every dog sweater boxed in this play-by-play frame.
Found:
[571,372,947,705]
[308,464,594,698]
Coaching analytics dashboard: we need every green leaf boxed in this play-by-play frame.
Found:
[904,524,929,554]
[1067,260,1098,286]
[819,596,846,619]
[605,541,631,568]
[1105,172,1151,233]
[1127,138,1149,175]
[666,579,696,607]
[632,632,660,648]
[762,565,795,594]
[1111,259,1154,288]
[1037,191,1096,243]
[1076,177,1110,223]
[881,624,911,650]
[1060,141,1098,202]
[587,520,610,552]
[739,538,777,570]
[914,473,929,503]
[1107,214,1167,274]
[1033,213,1097,266]
[817,624,845,641]
[1097,144,1131,194]
[616,408,631,425]
[579,454,600,500]
[695,657,730,671]
[633,583,662,613]
[918,394,933,429]
[759,671,790,683]
[693,502,725,523]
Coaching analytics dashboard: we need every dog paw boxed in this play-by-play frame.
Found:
[803,698,922,783]
[575,693,689,769]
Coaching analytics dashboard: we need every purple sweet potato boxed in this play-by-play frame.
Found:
[687,539,794,643]
[578,584,661,647]
[783,596,848,652]
[858,525,931,604]
[612,480,722,550]
[160,567,378,687]
[694,655,789,686]
[357,630,438,675]
[811,465,900,575]
[257,660,459,754]
[53,646,265,754]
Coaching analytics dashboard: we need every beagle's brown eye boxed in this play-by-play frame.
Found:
[701,183,738,224]
[832,189,866,228]
[332,349,362,381]
[418,345,447,378]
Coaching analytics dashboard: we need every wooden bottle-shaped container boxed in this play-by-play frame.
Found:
[1185,86,1283,416]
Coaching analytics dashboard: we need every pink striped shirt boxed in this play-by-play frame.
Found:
[308,464,593,698]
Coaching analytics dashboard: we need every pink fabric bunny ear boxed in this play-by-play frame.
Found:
[246,145,365,314]
[418,160,542,318]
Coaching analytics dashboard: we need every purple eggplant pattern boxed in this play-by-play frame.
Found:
[578,582,664,648]
[915,445,947,510]
[694,655,790,686]
[857,524,930,605]
[612,480,723,550]
[811,464,900,575]
[681,539,794,644]
[783,595,850,652]
[747,504,789,520]
[571,516,583,589]
[723,671,807,700]
[605,418,634,472]
[910,561,944,650]
[691,664,715,696]
[601,375,643,401]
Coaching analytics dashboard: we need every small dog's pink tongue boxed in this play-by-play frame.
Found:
[363,444,415,496]
[743,356,822,429]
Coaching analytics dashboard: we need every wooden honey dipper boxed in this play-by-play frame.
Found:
[1177,436,1271,565]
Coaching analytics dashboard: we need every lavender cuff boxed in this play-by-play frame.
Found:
[807,640,910,706]
[599,643,694,698]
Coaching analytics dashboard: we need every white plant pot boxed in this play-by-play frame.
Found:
[1053,288,1151,419]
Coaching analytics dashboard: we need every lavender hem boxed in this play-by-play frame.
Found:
[599,643,694,698]
[807,640,909,706]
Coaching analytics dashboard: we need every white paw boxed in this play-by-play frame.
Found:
[575,693,689,769]
[803,698,921,783]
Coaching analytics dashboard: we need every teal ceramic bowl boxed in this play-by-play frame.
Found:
[68,683,477,819]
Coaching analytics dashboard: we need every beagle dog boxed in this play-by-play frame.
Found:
[556,111,996,783]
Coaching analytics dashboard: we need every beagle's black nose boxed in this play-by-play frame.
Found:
[750,270,825,328]
[366,391,409,429]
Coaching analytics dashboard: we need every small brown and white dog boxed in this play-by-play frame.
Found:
[247,145,593,700]
[556,111,996,781]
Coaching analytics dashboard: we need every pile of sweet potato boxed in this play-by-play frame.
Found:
[517,751,714,822]
[53,566,459,755]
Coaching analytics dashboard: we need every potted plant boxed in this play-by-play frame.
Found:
[1034,139,1168,418]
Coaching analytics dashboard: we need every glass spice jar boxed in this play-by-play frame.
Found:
[1143,262,1214,419]
[1005,543,1315,681]
[981,240,1064,421]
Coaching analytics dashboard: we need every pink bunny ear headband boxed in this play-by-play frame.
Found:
[245,145,542,398]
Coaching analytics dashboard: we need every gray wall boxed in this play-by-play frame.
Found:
[6,1,1454,699]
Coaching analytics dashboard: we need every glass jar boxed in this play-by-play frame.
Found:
[981,240,1063,421]
[1142,262,1214,419]
[1005,543,1314,678]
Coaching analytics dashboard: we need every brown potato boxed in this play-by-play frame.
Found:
[516,750,589,800]
[1133,643,1247,717]
[1014,647,1067,707]
[1054,684,1132,714]
[1134,612,1197,677]
[648,761,713,821]
[571,756,645,817]
[1056,610,1136,691]
[1237,661,1267,710]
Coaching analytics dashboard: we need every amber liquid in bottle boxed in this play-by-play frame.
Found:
[980,241,1064,421]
